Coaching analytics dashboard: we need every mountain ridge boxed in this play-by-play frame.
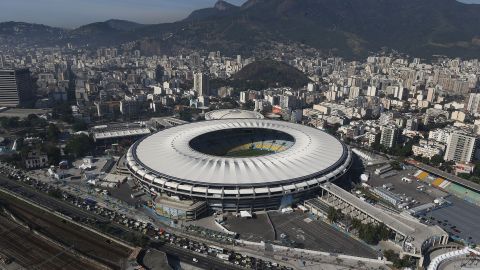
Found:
[1,0,480,58]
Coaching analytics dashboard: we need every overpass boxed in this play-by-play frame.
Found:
[310,183,448,265]
[406,159,480,193]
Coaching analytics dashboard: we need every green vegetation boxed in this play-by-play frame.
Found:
[457,161,480,184]
[65,134,94,159]
[383,250,416,268]
[0,114,47,129]
[52,103,75,123]
[351,218,392,245]
[327,207,344,223]
[178,109,193,122]
[390,161,402,171]
[371,140,415,157]
[42,143,61,165]
[72,120,88,132]
[46,123,60,142]
[230,60,310,90]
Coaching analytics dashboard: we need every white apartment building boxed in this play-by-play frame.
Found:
[412,144,443,159]
[429,129,454,144]
[444,132,478,163]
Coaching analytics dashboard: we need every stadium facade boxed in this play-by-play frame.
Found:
[126,119,352,211]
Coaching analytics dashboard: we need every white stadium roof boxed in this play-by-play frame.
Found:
[204,109,264,120]
[129,119,348,187]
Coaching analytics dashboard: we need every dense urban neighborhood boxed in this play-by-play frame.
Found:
[1,0,480,270]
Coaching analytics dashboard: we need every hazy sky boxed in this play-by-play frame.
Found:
[1,0,479,28]
[1,0,247,28]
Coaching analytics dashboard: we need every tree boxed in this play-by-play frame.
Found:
[72,120,88,132]
[327,207,343,223]
[390,161,402,170]
[378,223,391,241]
[383,249,415,268]
[243,99,255,110]
[430,155,444,166]
[327,206,338,222]
[42,143,61,165]
[52,103,75,123]
[179,109,192,122]
[46,123,60,142]
[65,134,93,159]
[0,117,20,128]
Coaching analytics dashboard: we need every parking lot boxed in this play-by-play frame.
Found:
[421,195,480,245]
[216,210,378,258]
[366,165,480,245]
[366,166,446,205]
[269,212,377,258]
[223,213,275,242]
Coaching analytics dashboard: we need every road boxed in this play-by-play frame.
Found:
[151,242,244,270]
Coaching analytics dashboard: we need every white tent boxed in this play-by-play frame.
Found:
[240,210,252,218]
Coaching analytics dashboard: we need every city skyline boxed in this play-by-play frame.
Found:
[1,0,247,28]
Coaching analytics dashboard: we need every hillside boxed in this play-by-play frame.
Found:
[231,60,310,89]
[184,0,240,21]
[0,21,67,46]
[1,0,480,58]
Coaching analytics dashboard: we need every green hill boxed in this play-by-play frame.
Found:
[231,60,310,90]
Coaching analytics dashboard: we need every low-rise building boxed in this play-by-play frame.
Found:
[24,150,48,169]
[412,143,444,159]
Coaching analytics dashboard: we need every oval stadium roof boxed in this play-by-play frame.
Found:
[129,119,348,187]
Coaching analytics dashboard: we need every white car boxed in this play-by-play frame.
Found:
[192,258,198,263]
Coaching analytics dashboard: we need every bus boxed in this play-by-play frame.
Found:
[208,245,224,254]
[375,165,392,175]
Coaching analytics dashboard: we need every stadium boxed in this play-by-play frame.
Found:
[126,119,352,211]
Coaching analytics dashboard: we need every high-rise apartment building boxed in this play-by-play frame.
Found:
[444,132,478,163]
[380,126,399,148]
[366,86,377,97]
[426,88,436,103]
[0,68,34,107]
[194,72,210,96]
[467,93,480,114]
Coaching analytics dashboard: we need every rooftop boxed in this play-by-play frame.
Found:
[204,109,264,120]
[322,183,447,252]
[129,119,348,186]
